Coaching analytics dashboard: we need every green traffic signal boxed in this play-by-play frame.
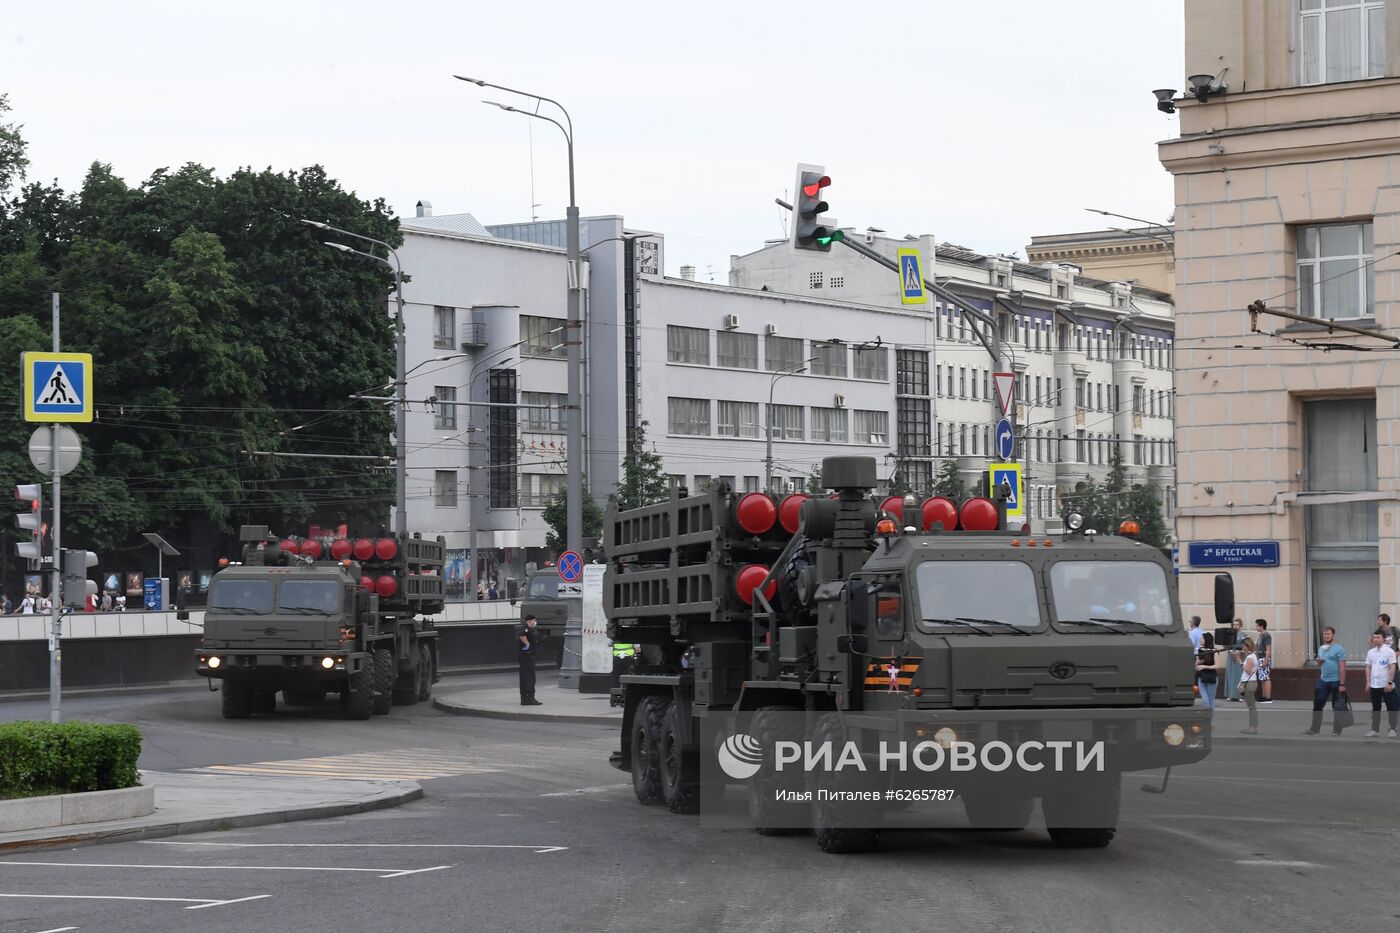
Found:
[816,229,845,247]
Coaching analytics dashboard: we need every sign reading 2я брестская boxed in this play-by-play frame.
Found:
[1187,541,1280,567]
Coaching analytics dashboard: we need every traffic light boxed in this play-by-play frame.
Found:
[15,484,43,564]
[791,163,844,252]
[62,549,98,609]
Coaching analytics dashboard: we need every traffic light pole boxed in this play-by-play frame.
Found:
[49,293,62,723]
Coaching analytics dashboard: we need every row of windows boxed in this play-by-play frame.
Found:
[667,328,889,380]
[668,397,889,445]
[433,470,564,509]
[934,307,1175,370]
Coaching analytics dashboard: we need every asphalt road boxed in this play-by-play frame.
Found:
[1,681,1396,933]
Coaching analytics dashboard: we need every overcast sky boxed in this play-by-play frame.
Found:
[4,1,1184,279]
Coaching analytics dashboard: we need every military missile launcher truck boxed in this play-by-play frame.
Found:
[605,456,1227,853]
[189,525,444,720]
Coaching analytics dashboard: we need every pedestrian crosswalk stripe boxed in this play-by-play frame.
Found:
[187,748,503,782]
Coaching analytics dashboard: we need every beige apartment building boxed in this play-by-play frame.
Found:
[1026,227,1176,296]
[1159,0,1400,673]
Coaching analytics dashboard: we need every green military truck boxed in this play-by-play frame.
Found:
[189,525,443,720]
[605,456,1227,853]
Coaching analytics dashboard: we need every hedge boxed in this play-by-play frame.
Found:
[0,721,142,799]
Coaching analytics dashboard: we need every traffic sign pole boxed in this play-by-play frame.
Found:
[49,293,61,723]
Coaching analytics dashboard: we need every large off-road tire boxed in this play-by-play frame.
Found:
[371,647,394,715]
[392,642,422,706]
[251,690,276,716]
[747,705,805,835]
[630,695,669,805]
[810,713,881,854]
[1044,774,1121,849]
[962,793,1034,831]
[343,660,374,720]
[415,642,434,702]
[658,700,699,814]
[221,680,252,720]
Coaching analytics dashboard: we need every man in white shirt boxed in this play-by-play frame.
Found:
[1364,630,1399,738]
[18,594,35,614]
[1188,616,1204,652]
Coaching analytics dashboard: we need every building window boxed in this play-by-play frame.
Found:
[900,460,932,490]
[668,397,711,435]
[854,346,888,381]
[811,341,847,377]
[744,475,760,492]
[520,315,566,359]
[854,410,888,445]
[767,403,803,440]
[1300,0,1386,85]
[896,350,929,396]
[898,399,931,457]
[434,470,458,508]
[959,367,967,398]
[521,391,566,432]
[519,473,564,508]
[667,325,710,364]
[717,331,758,369]
[433,386,457,430]
[717,400,762,438]
[694,475,712,493]
[811,407,848,443]
[434,306,455,349]
[1298,222,1374,320]
[809,271,824,289]
[829,275,844,289]
[765,335,804,372]
[488,369,517,509]
[1075,429,1086,463]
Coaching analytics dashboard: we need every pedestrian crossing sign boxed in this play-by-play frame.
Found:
[23,351,94,423]
[897,248,927,305]
[989,463,1024,520]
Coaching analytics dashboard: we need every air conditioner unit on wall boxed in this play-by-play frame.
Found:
[764,324,778,335]
[723,313,740,330]
[834,394,846,408]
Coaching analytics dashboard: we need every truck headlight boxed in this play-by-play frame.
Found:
[1162,723,1185,746]
[207,656,221,669]
[321,656,335,669]
[933,727,958,749]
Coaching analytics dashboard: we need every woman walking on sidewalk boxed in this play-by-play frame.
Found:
[1238,637,1259,733]
[1196,632,1219,710]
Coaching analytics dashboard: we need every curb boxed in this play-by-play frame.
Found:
[1213,735,1400,749]
[432,696,619,727]
[0,783,423,854]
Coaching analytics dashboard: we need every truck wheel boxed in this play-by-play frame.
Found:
[221,681,252,720]
[343,660,373,720]
[747,705,805,835]
[962,793,1034,831]
[630,695,669,804]
[252,690,276,716]
[1044,774,1120,849]
[415,643,434,702]
[810,713,881,854]
[392,643,422,706]
[371,648,394,715]
[658,700,699,814]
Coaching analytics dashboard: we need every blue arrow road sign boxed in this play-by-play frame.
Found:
[995,418,1014,460]
[558,550,584,582]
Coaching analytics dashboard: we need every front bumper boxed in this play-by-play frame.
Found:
[196,648,364,682]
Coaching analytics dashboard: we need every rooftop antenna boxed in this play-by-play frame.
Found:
[528,121,539,222]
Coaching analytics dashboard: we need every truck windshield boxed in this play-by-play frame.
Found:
[208,580,274,614]
[1049,560,1175,628]
[276,580,342,614]
[913,561,1042,630]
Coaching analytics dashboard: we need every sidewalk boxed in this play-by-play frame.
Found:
[1206,698,1400,746]
[434,674,621,726]
[0,770,421,853]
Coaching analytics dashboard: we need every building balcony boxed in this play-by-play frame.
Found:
[460,322,487,348]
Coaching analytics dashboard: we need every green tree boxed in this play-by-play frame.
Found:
[1125,484,1170,548]
[886,461,913,496]
[804,464,825,494]
[542,491,604,553]
[0,94,27,198]
[611,421,669,510]
[931,458,966,500]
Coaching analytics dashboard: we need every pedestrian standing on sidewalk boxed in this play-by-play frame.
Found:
[1188,616,1204,652]
[1363,630,1398,738]
[517,613,542,706]
[1304,626,1348,735]
[19,593,35,614]
[1254,619,1274,703]
[0,594,10,614]
[1195,632,1219,710]
[1238,638,1260,733]
[1225,618,1246,701]
[1378,613,1399,651]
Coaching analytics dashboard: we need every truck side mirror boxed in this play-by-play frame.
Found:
[836,634,867,654]
[1213,573,1235,627]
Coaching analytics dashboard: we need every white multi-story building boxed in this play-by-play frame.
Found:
[730,234,1178,532]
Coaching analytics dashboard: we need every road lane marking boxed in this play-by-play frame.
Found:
[31,927,79,932]
[141,841,568,853]
[0,861,453,879]
[1234,860,1320,868]
[0,893,270,910]
[539,784,630,797]
[186,748,502,781]
[1172,776,1400,786]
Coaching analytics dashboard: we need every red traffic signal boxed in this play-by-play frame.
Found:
[802,175,831,198]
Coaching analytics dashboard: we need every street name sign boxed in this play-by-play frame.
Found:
[1187,541,1280,567]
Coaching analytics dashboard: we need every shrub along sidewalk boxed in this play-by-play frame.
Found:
[0,721,141,799]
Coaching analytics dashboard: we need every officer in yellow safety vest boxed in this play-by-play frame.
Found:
[611,640,637,684]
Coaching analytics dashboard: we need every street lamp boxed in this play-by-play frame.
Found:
[457,75,583,564]
[765,356,819,492]
[306,220,408,534]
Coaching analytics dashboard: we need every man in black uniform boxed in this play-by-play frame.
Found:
[518,614,542,705]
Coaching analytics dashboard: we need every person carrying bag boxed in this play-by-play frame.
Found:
[1238,637,1259,733]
